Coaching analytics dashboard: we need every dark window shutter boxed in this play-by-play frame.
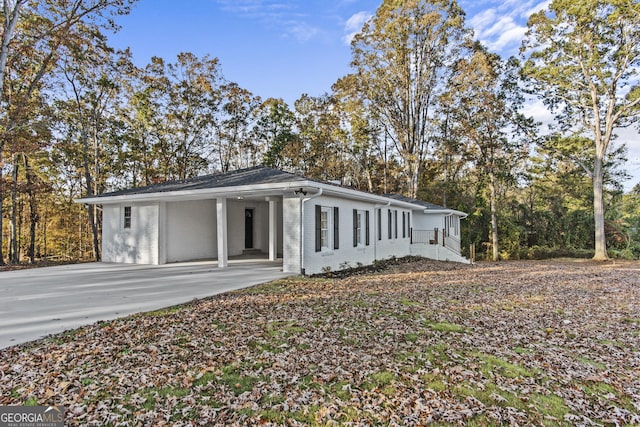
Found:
[353,209,358,247]
[334,207,339,250]
[394,210,398,239]
[366,210,370,246]
[377,209,382,241]
[408,212,411,236]
[388,209,392,239]
[315,205,321,252]
[402,212,406,238]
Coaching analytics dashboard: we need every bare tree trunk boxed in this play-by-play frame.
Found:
[0,168,5,266]
[80,128,100,261]
[0,0,24,102]
[24,154,37,263]
[592,156,608,260]
[407,159,420,199]
[489,172,499,262]
[10,153,19,264]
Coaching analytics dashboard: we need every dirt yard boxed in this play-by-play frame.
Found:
[1,259,638,426]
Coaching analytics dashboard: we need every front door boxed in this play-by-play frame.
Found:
[245,209,254,249]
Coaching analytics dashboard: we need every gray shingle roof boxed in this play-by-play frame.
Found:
[384,194,449,210]
[95,165,305,198]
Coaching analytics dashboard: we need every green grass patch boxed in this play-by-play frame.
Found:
[194,372,217,389]
[369,371,395,386]
[575,356,606,370]
[24,397,39,406]
[210,320,228,331]
[218,365,262,395]
[248,339,285,354]
[405,332,420,342]
[399,298,422,307]
[266,320,306,337]
[475,353,538,378]
[326,380,352,400]
[425,343,452,365]
[513,346,535,354]
[143,306,183,317]
[422,372,447,392]
[529,393,571,421]
[583,381,616,396]
[424,320,467,334]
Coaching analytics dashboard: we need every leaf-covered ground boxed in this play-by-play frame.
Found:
[1,259,639,426]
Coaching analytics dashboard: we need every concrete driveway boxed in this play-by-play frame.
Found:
[0,260,292,349]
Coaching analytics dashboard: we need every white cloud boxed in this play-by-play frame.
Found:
[215,0,320,42]
[286,21,321,41]
[521,0,551,19]
[483,17,527,53]
[522,98,554,129]
[342,11,372,45]
[468,9,498,35]
[465,0,552,57]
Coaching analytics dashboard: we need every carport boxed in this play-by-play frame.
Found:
[0,259,291,349]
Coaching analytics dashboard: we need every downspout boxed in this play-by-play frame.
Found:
[299,188,323,275]
[373,201,391,262]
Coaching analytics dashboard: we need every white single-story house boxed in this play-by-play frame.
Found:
[78,166,469,275]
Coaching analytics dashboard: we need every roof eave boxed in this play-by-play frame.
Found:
[423,208,468,218]
[76,180,308,204]
[77,179,427,210]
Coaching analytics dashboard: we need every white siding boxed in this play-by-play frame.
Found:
[102,203,159,264]
[301,195,413,275]
[411,212,443,231]
[166,200,217,262]
[282,196,301,273]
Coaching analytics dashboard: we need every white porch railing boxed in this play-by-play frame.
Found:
[411,228,461,255]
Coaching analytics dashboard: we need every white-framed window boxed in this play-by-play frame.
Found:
[321,207,331,250]
[445,215,459,237]
[316,205,338,252]
[352,209,370,247]
[123,206,132,229]
[353,210,363,247]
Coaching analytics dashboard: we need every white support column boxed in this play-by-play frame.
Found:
[157,202,167,265]
[268,199,278,261]
[216,197,228,268]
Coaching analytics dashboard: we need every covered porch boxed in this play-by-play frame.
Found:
[160,196,284,267]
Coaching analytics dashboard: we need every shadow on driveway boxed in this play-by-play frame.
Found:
[0,260,292,349]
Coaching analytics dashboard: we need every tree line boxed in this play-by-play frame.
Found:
[1,0,639,266]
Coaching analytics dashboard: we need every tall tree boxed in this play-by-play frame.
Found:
[55,32,123,261]
[521,0,640,260]
[257,98,298,170]
[332,74,382,192]
[218,82,261,171]
[0,0,134,264]
[156,53,223,178]
[350,0,469,197]
[294,93,345,180]
[443,44,535,260]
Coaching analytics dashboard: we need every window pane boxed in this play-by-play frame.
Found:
[124,206,132,229]
[320,209,330,249]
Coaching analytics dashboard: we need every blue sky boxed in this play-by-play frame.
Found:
[109,0,639,190]
[109,0,545,104]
